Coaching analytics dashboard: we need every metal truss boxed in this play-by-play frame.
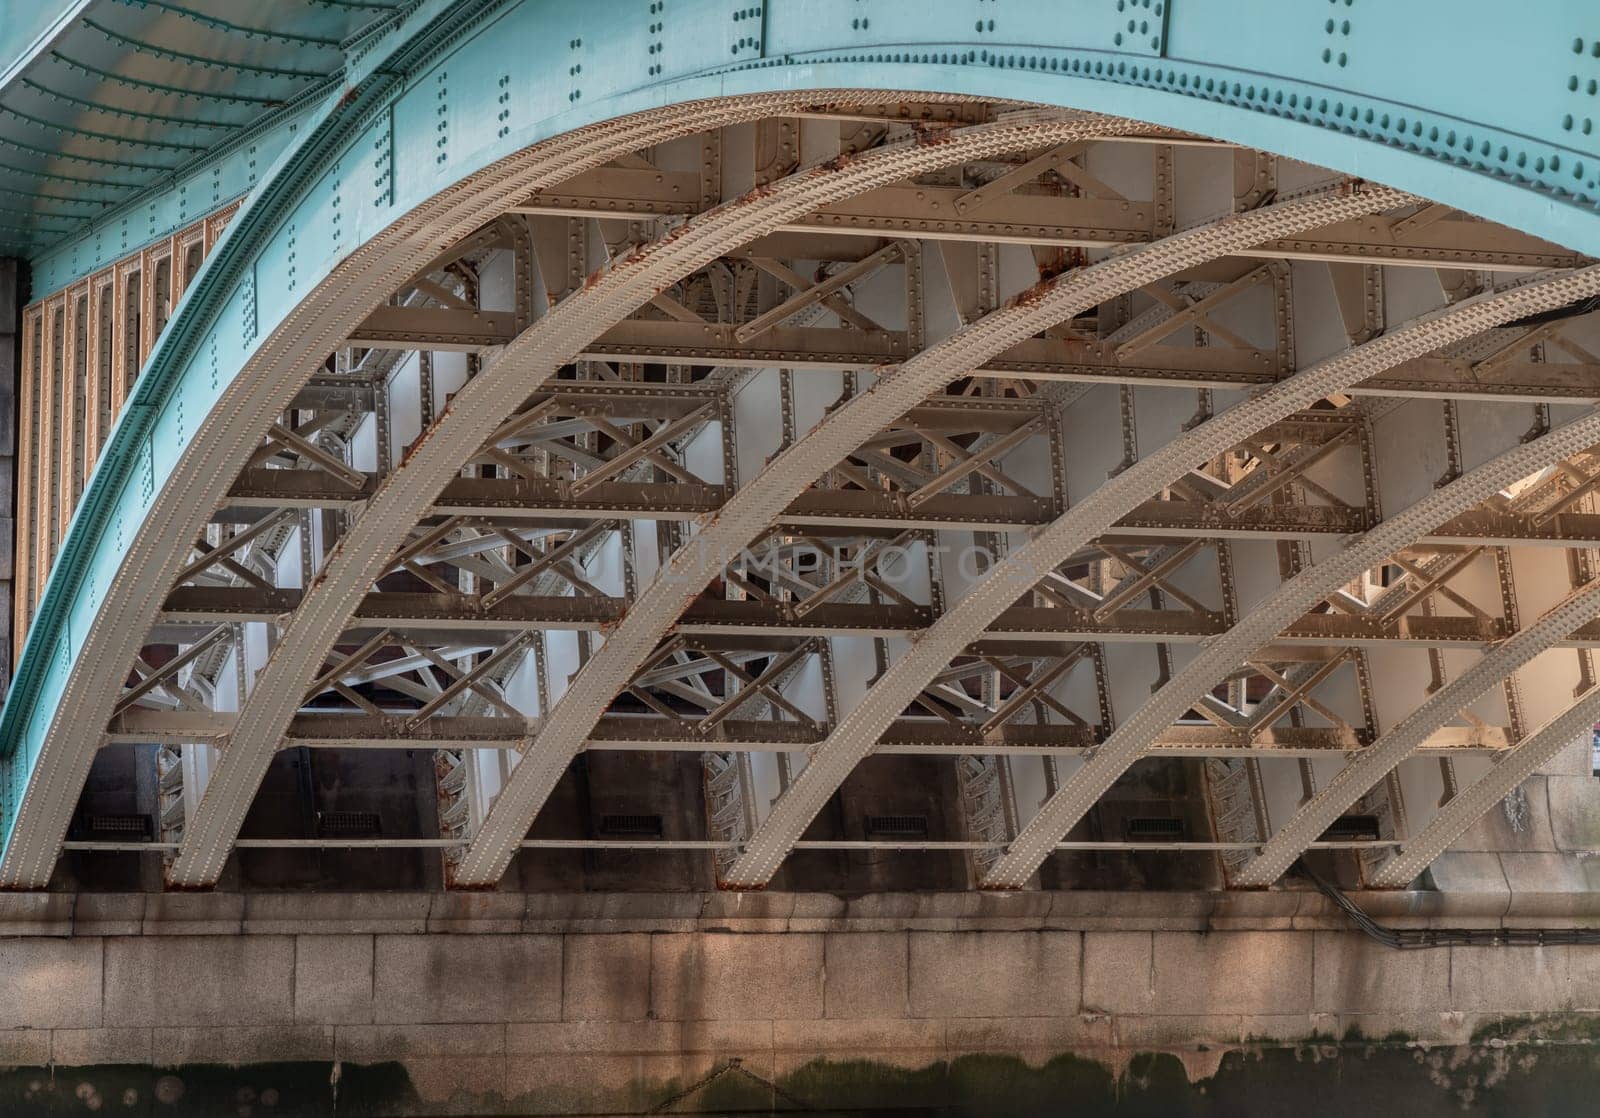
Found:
[510,164,1577,270]
[1234,571,1600,887]
[1369,683,1600,887]
[726,267,1600,889]
[1,90,1026,887]
[969,274,1600,889]
[22,88,1600,897]
[457,183,1412,887]
[977,421,1600,886]
[167,112,1160,888]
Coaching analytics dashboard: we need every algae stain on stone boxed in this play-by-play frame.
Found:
[8,1037,1600,1115]
[741,1043,1600,1117]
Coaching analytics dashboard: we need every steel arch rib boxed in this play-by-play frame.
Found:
[724,265,1600,890]
[0,0,519,887]
[1233,574,1600,887]
[1369,688,1600,887]
[12,2,1600,893]
[5,89,977,890]
[166,112,1155,888]
[449,185,1414,889]
[967,277,1600,891]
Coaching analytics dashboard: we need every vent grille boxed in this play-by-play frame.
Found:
[864,814,930,839]
[599,813,664,838]
[84,814,152,840]
[1124,816,1185,841]
[317,810,382,838]
[1321,814,1380,842]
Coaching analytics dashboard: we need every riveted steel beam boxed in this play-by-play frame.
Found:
[106,709,1509,759]
[1235,576,1600,887]
[510,172,1577,270]
[980,398,1600,890]
[165,113,1155,890]
[1368,682,1600,888]
[577,318,1600,405]
[723,267,1600,891]
[152,584,1600,652]
[0,89,1013,890]
[58,837,1401,855]
[453,184,1413,889]
[208,467,1600,548]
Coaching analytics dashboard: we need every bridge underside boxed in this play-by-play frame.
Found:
[7,2,1600,902]
[12,96,1597,898]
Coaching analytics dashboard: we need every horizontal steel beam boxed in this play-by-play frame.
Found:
[105,710,1509,757]
[57,837,1401,853]
[214,473,1600,549]
[511,172,1579,269]
[161,585,1600,651]
[337,305,1600,404]
[585,320,1600,405]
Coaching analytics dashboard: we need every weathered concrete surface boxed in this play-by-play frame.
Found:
[0,892,1598,1112]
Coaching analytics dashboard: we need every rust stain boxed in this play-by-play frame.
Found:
[1034,247,1081,284]
[912,122,958,146]
[1007,275,1061,309]
[397,397,456,469]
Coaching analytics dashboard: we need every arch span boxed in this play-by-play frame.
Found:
[7,0,1600,888]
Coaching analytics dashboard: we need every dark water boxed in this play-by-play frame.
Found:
[8,1034,1599,1115]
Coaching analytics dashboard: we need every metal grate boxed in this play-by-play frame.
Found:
[316,810,382,838]
[1124,816,1185,841]
[599,813,664,838]
[864,814,930,839]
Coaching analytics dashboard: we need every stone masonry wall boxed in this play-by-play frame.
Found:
[1,891,1600,1113]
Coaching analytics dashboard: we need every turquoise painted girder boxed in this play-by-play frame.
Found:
[5,0,1600,860]
[0,4,85,89]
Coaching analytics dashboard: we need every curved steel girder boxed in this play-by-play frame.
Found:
[1370,686,1600,887]
[723,265,1600,890]
[12,0,1600,892]
[11,6,1598,895]
[451,184,1414,889]
[24,0,1600,296]
[166,112,1153,888]
[0,0,503,846]
[964,272,1600,890]
[1235,571,1600,887]
[4,90,959,890]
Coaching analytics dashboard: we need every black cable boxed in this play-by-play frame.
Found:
[1294,859,1600,949]
[1501,293,1600,329]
